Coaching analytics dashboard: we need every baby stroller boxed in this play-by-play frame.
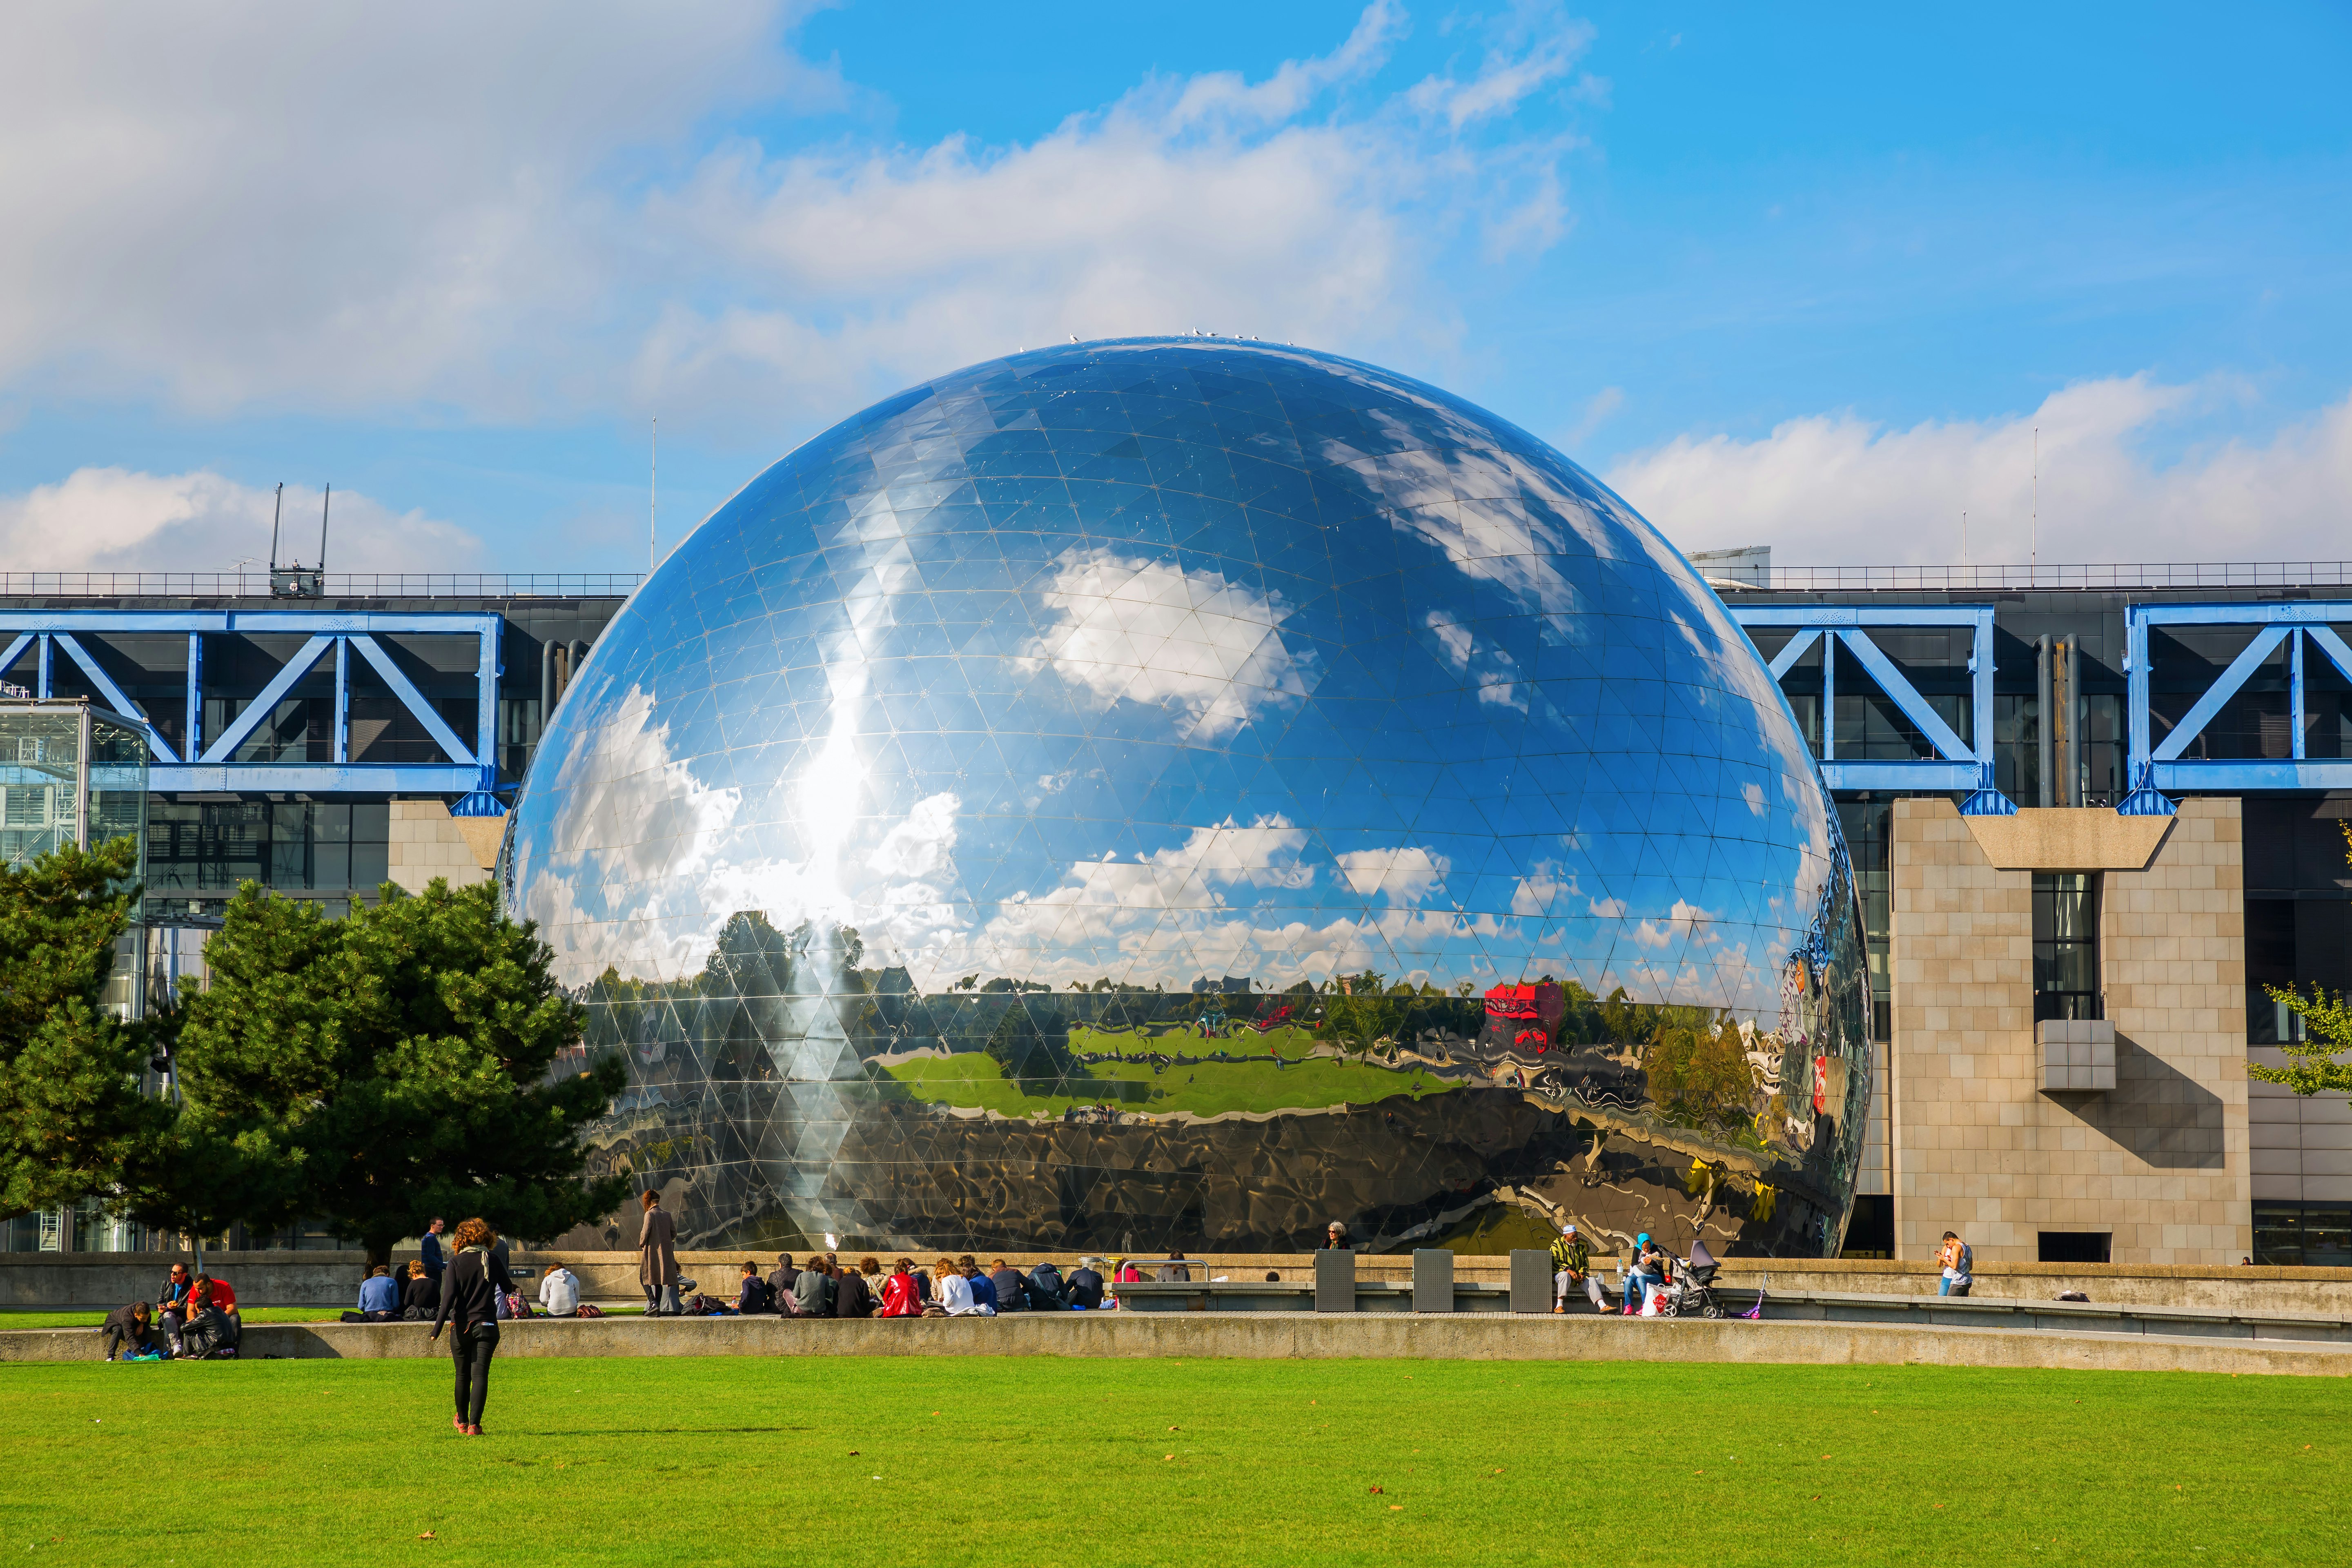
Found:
[1660,1239,1725,1320]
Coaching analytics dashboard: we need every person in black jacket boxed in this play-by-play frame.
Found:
[833,1262,874,1319]
[429,1217,514,1436]
[402,1261,440,1319]
[766,1253,800,1312]
[100,1302,159,1360]
[1067,1258,1105,1310]
[1027,1261,1067,1309]
[989,1259,1029,1311]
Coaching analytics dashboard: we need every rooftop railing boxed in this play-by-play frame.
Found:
[1719,561,2352,592]
[0,572,646,599]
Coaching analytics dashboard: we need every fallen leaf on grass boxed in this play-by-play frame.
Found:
[1164,1454,1175,1461]
[848,1451,859,1456]
[1389,1505,1404,1512]
[1369,1486,1383,1494]
[1168,1425,1180,1432]
[419,1532,437,1541]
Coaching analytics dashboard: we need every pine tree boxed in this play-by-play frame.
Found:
[141,877,628,1267]
[0,837,169,1215]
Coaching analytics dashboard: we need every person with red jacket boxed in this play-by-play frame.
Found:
[878,1259,921,1317]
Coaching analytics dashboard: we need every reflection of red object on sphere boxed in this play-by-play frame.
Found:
[1812,1055,1829,1114]
[1512,1029,1549,1052]
[1486,982,1565,1031]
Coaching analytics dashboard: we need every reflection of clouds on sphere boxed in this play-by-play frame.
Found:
[505,337,1868,1257]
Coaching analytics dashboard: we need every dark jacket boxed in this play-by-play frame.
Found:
[421,1232,445,1279]
[1027,1264,1067,1309]
[180,1305,238,1359]
[1067,1267,1105,1310]
[968,1272,998,1312]
[989,1267,1029,1310]
[767,1264,800,1305]
[100,1305,156,1355]
[737,1276,774,1314]
[403,1275,440,1314]
[833,1272,874,1319]
[430,1247,515,1338]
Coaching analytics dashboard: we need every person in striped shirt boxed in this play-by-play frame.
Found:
[1550,1223,1606,1312]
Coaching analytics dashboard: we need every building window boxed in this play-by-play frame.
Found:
[2033,872,2101,1021]
[2037,1231,2112,1264]
[2254,1203,2352,1267]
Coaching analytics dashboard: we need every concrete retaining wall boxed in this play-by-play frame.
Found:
[9,1250,2348,1314]
[7,1312,2348,1377]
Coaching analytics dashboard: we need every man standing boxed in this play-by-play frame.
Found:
[421,1217,447,1288]
[1550,1223,1605,1312]
[1938,1230,1973,1297]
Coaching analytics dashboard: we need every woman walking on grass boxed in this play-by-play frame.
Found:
[429,1218,514,1437]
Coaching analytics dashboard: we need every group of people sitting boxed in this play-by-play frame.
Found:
[1548,1224,1699,1315]
[703,1252,1145,1318]
[100,1263,241,1360]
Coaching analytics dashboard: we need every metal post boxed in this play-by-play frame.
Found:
[37,634,50,699]
[2036,634,2053,807]
[75,702,90,849]
[2291,629,2306,762]
[332,637,349,764]
[2126,615,2150,783]
[477,619,502,792]
[184,633,201,760]
[1821,630,1837,761]
[1411,1248,1455,1313]
[1972,609,1997,796]
[2065,636,2082,805]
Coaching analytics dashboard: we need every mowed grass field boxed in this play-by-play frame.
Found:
[2,1355,2341,1567]
[888,1031,1446,1118]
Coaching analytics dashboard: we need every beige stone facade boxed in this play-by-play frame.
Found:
[386,799,501,893]
[1888,796,2250,1265]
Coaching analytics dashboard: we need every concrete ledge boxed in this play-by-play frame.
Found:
[1961,807,2174,871]
[8,1312,2350,1376]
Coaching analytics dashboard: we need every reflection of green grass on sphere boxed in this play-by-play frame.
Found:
[2,1356,2332,1567]
[884,1027,1453,1120]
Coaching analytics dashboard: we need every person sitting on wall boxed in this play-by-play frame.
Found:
[100,1301,162,1361]
[539,1261,582,1318]
[357,1264,402,1321]
[1322,1222,1352,1250]
[792,1254,836,1318]
[158,1264,195,1354]
[937,1258,991,1316]
[878,1260,921,1317]
[1550,1223,1607,1313]
[1622,1234,1665,1315]
[1066,1258,1106,1311]
[195,1272,238,1321]
[832,1259,876,1319]
[964,1257,998,1314]
[767,1253,801,1313]
[1154,1251,1192,1284]
[1026,1258,1067,1310]
[730,1262,771,1316]
[403,1261,439,1319]
[988,1258,1029,1312]
[178,1291,240,1359]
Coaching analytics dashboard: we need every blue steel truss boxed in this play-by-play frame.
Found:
[0,610,501,802]
[1727,603,2014,813]
[2126,601,2352,804]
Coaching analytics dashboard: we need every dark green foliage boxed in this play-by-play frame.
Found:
[138,877,626,1264]
[0,837,168,1215]
[984,996,1077,1085]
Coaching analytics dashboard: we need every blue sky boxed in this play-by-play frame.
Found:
[2,1,2347,574]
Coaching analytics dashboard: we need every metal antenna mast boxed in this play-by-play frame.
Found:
[269,483,283,569]
[318,484,331,572]
[650,416,658,572]
[2031,426,2039,578]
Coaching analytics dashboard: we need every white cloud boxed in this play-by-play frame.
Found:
[1334,846,1450,903]
[549,685,742,890]
[866,791,960,880]
[0,468,485,574]
[1020,546,1319,737]
[1608,376,2352,566]
[0,2,834,415]
[0,3,1581,425]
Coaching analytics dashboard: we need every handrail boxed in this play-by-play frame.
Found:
[1720,561,2352,591]
[0,572,644,599]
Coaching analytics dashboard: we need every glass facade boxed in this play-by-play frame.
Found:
[503,338,1871,1258]
[2032,873,2102,1022]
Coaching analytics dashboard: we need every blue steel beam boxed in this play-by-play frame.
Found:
[151,763,482,794]
[0,633,28,681]
[0,610,501,636]
[1764,629,1820,680]
[197,635,333,764]
[1834,628,1972,762]
[2125,601,2352,797]
[347,635,475,766]
[1819,761,1980,792]
[52,633,180,763]
[2149,625,2288,763]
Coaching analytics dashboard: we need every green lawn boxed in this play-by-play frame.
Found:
[0,1356,2338,1566]
[888,1032,1450,1118]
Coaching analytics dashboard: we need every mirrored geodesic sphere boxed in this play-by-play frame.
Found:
[506,337,1868,1263]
